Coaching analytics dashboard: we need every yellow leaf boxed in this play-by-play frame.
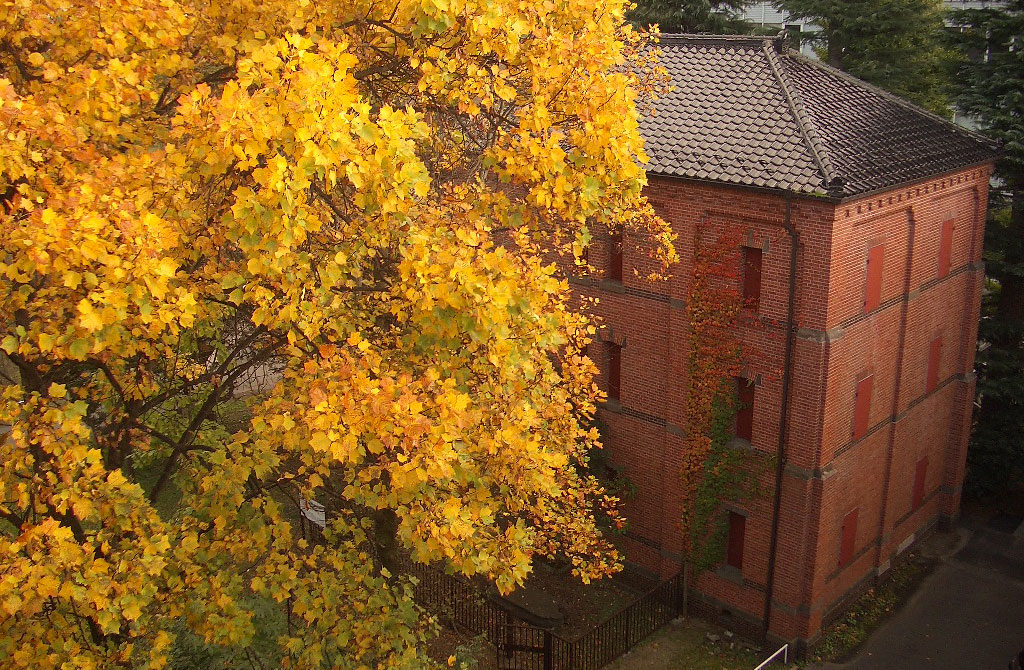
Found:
[310,431,331,452]
[77,300,105,332]
[123,601,142,621]
[155,258,178,278]
[38,333,55,352]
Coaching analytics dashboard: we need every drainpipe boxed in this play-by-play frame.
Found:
[761,192,799,643]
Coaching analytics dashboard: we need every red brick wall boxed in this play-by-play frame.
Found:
[573,165,992,645]
[809,167,990,627]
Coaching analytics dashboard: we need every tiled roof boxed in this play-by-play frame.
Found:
[641,34,999,198]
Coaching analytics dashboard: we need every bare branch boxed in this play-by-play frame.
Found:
[148,337,284,503]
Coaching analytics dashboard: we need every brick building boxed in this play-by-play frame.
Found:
[576,34,999,648]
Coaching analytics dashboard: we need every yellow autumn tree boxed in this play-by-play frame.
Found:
[0,0,674,668]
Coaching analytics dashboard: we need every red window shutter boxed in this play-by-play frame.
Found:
[912,457,929,510]
[742,247,762,310]
[607,343,621,401]
[735,377,755,442]
[839,508,859,567]
[853,375,874,440]
[864,244,885,312]
[609,230,623,282]
[726,511,746,570]
[926,336,943,394]
[938,219,954,278]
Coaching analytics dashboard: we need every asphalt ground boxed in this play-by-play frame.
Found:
[820,521,1024,670]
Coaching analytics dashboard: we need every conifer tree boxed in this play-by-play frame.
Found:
[950,1,1024,495]
[629,0,755,34]
[776,0,955,115]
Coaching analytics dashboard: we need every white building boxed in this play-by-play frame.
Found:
[736,3,818,55]
[741,0,1007,55]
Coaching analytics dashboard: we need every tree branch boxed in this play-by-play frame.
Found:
[1,40,43,83]
[309,182,348,223]
[138,325,267,416]
[0,506,26,531]
[148,337,283,504]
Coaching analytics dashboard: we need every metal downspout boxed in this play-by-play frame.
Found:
[761,192,799,642]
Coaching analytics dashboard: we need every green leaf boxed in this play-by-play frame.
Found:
[69,339,90,359]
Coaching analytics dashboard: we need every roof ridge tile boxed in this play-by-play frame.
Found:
[761,40,839,194]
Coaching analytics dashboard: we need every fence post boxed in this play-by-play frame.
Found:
[543,629,552,670]
[624,604,631,648]
[682,562,689,617]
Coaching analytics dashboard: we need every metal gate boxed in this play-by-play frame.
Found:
[495,624,553,670]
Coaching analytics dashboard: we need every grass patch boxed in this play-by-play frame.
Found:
[812,555,932,663]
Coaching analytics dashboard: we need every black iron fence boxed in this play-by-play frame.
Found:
[403,556,683,670]
[497,624,554,670]
[553,572,683,670]
[402,558,512,642]
[302,510,683,669]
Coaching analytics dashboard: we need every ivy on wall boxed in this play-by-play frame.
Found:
[681,225,767,574]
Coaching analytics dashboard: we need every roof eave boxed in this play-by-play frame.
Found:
[645,156,999,204]
[644,170,838,202]
[832,158,999,204]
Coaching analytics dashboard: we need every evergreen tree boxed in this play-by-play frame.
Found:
[629,0,755,34]
[776,0,955,115]
[950,1,1024,495]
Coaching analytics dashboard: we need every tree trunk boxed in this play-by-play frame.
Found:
[371,508,401,575]
[827,35,844,69]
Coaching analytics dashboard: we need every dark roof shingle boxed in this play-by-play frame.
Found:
[642,34,999,198]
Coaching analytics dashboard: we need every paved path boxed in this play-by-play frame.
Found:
[821,522,1024,670]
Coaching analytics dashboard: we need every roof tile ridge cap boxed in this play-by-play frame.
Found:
[785,50,1000,152]
[760,39,838,191]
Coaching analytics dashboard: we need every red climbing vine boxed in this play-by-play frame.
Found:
[681,222,765,570]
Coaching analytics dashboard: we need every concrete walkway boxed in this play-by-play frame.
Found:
[819,520,1024,670]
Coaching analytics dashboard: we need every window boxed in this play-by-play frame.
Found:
[864,244,885,312]
[926,336,943,394]
[609,229,623,282]
[938,219,954,278]
[726,511,746,570]
[735,377,755,442]
[853,375,874,441]
[839,508,859,568]
[912,457,929,511]
[741,247,763,310]
[607,343,621,401]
